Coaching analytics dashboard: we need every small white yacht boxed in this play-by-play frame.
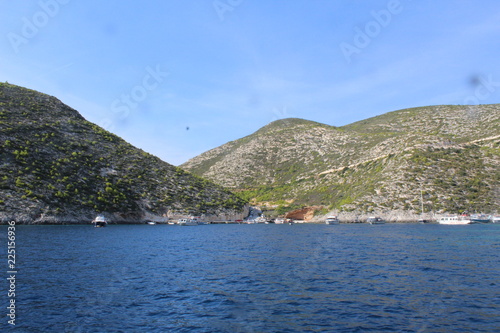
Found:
[92,215,108,227]
[178,218,198,226]
[325,216,340,225]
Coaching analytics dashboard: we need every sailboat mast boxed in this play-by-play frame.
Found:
[420,190,424,214]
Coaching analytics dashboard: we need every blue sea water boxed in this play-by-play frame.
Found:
[1,223,499,332]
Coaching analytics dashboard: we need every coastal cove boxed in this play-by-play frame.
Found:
[2,2,500,332]
[2,223,499,332]
[2,84,499,224]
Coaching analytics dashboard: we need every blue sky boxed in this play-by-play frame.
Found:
[1,1,499,165]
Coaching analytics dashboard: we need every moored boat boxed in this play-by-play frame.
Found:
[470,214,491,223]
[325,216,340,225]
[146,221,156,225]
[178,218,198,226]
[92,215,108,227]
[255,216,267,223]
[367,216,385,224]
[438,215,471,225]
[492,216,500,223]
[192,216,209,225]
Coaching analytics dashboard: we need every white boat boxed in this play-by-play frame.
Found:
[255,216,267,223]
[367,216,385,224]
[192,216,209,225]
[325,216,340,225]
[438,215,471,225]
[275,218,285,224]
[146,221,156,225]
[178,218,198,226]
[491,216,500,223]
[470,214,491,223]
[92,215,108,227]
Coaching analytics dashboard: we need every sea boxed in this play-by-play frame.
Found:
[1,223,499,332]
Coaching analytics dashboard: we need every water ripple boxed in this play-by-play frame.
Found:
[1,223,499,332]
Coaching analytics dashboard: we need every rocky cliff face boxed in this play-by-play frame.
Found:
[182,105,500,215]
[0,83,247,223]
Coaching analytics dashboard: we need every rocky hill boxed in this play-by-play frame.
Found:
[182,105,500,218]
[0,83,247,223]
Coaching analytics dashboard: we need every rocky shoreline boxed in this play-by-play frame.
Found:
[312,210,436,223]
[0,206,249,225]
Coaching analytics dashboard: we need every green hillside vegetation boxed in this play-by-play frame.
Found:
[182,105,500,216]
[0,83,246,223]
